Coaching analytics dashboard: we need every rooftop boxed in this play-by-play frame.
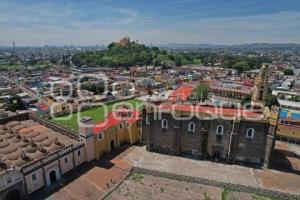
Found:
[93,109,140,134]
[158,104,265,119]
[168,85,194,102]
[0,119,80,172]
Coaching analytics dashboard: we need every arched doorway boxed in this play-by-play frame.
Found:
[6,189,20,200]
[110,140,115,152]
[49,170,57,184]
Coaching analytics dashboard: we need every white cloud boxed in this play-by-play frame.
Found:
[0,1,299,45]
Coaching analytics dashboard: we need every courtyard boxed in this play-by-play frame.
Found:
[52,99,142,131]
[30,141,300,200]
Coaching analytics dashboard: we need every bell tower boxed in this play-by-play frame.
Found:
[252,64,269,108]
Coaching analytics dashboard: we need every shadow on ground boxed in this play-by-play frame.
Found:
[29,144,132,200]
[269,142,300,175]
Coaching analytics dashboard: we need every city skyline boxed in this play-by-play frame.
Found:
[0,0,300,46]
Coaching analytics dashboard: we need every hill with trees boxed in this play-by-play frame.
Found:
[71,38,272,72]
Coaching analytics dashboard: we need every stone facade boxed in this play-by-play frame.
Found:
[142,107,278,167]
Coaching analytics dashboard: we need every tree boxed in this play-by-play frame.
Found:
[7,96,24,112]
[283,69,294,75]
[266,94,279,108]
[195,83,209,101]
[174,56,182,67]
[232,61,250,74]
[241,93,252,105]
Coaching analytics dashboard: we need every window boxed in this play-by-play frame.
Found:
[216,125,224,135]
[32,174,37,181]
[246,128,255,139]
[64,157,68,163]
[188,122,195,132]
[161,119,168,129]
[77,150,81,156]
[98,132,104,141]
[146,115,150,124]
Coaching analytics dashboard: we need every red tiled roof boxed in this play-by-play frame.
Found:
[35,103,48,111]
[168,85,194,102]
[93,109,140,134]
[158,104,263,119]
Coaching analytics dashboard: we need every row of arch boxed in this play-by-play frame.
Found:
[161,119,255,139]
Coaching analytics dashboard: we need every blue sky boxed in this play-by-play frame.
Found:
[0,0,300,46]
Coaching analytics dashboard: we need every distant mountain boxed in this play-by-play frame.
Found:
[158,43,300,49]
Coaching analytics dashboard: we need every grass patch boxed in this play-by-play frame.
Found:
[130,173,144,182]
[222,187,231,200]
[52,99,143,131]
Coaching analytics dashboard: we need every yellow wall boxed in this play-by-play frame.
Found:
[277,124,300,140]
[93,121,141,159]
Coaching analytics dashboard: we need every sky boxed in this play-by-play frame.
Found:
[0,0,300,46]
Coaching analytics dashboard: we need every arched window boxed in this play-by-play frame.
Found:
[246,128,255,139]
[161,119,168,128]
[188,122,195,132]
[216,125,224,135]
[146,115,150,124]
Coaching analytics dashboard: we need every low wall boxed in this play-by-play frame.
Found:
[0,113,29,125]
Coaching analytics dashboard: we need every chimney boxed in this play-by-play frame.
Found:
[79,117,94,138]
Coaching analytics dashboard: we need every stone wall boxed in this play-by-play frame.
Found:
[143,111,272,166]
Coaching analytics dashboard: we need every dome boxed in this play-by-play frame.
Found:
[4,134,14,139]
[10,136,21,143]
[5,121,20,128]
[18,141,29,148]
[20,120,37,127]
[18,127,33,135]
[40,138,56,147]
[27,131,40,138]
[7,152,21,161]
[25,144,38,153]
[33,134,48,142]
[48,143,62,152]
[0,146,17,154]
[11,125,26,132]
[0,129,8,135]
[32,150,47,159]
[0,141,9,148]
[14,158,28,167]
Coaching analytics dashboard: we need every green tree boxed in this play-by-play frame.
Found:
[241,93,252,105]
[266,94,279,108]
[232,61,250,73]
[7,96,24,112]
[283,69,294,75]
[195,83,209,101]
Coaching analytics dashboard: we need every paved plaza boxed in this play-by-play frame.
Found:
[31,141,300,199]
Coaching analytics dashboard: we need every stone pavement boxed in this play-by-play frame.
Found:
[122,145,300,195]
[30,142,300,199]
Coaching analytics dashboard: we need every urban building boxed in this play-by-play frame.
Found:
[79,108,142,160]
[142,64,279,167]
[0,113,88,200]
